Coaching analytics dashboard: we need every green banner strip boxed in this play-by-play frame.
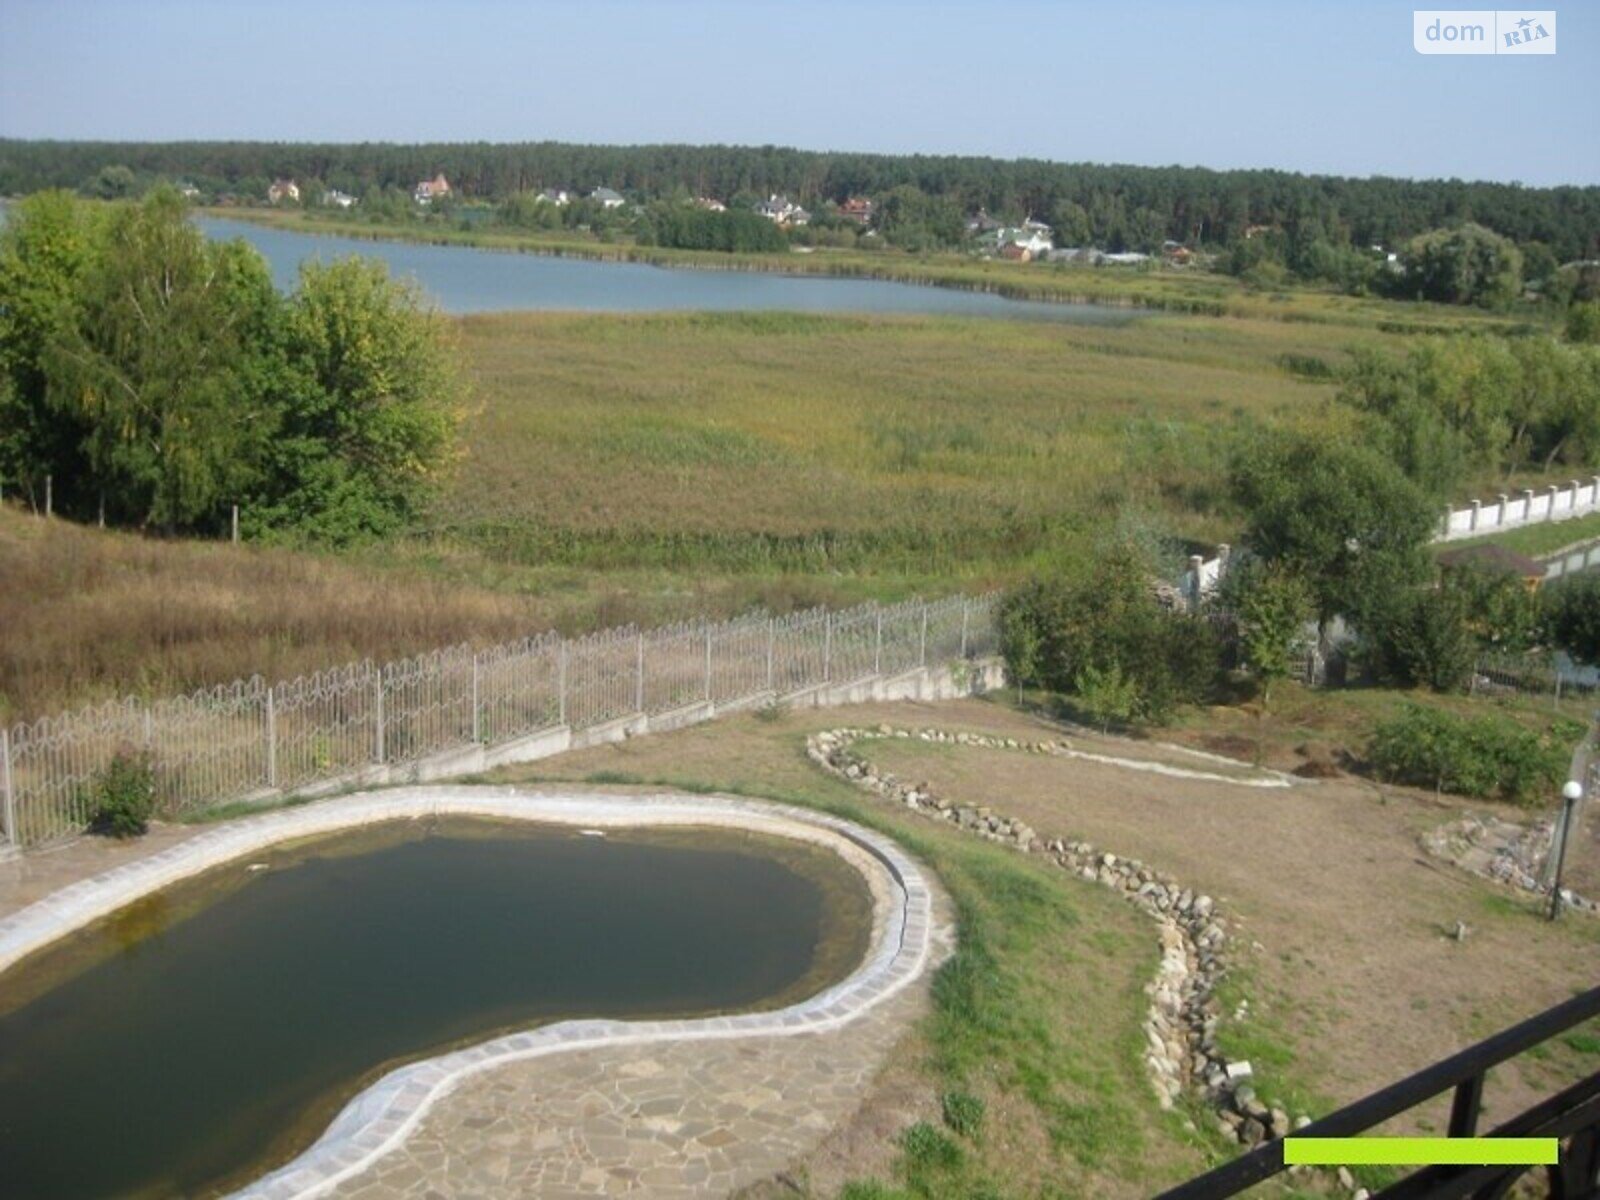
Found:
[1283,1137,1559,1166]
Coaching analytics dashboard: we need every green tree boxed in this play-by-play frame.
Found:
[1399,223,1523,308]
[253,256,464,541]
[1542,575,1600,666]
[1228,433,1435,627]
[44,188,271,529]
[1567,301,1600,345]
[999,542,1220,725]
[1357,583,1475,692]
[0,190,101,507]
[88,164,138,200]
[1222,560,1313,710]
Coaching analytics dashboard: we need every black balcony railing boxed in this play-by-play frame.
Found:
[1157,984,1600,1200]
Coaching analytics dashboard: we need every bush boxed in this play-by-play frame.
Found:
[82,750,157,837]
[1357,584,1475,692]
[899,1121,963,1175]
[999,542,1221,725]
[1367,705,1568,804]
[1543,574,1600,666]
[940,1090,987,1139]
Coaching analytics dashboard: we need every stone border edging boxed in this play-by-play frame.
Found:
[807,726,1309,1154]
[0,787,944,1200]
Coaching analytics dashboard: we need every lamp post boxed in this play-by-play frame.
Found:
[1549,779,1584,921]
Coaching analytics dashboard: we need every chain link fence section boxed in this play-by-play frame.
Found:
[0,594,997,848]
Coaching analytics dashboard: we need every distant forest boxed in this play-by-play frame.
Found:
[4,139,1600,262]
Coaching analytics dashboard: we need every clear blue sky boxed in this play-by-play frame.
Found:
[1,0,1595,185]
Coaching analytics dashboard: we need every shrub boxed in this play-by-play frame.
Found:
[82,750,157,837]
[1367,705,1568,804]
[1543,574,1600,666]
[1357,584,1475,692]
[999,542,1221,725]
[940,1090,987,1139]
[899,1121,963,1175]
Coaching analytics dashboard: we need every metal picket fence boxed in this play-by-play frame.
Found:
[0,593,998,848]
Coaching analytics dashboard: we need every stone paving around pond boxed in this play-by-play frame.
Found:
[0,787,953,1200]
[328,904,948,1200]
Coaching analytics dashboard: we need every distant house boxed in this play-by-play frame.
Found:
[1101,251,1151,266]
[323,189,357,209]
[590,187,626,209]
[999,242,1033,263]
[267,179,300,204]
[981,227,1053,257]
[175,180,201,200]
[1162,240,1194,265]
[1021,216,1053,236]
[536,188,571,206]
[1243,224,1277,240]
[966,210,1004,236]
[694,196,727,212]
[756,194,809,227]
[1437,543,1546,592]
[414,174,452,204]
[838,196,874,225]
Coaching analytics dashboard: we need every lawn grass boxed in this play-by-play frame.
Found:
[1434,510,1600,558]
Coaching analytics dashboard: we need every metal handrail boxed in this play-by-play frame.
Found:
[1157,985,1600,1199]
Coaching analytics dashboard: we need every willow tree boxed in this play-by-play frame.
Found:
[44,187,278,530]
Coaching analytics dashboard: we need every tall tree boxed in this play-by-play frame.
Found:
[44,187,270,529]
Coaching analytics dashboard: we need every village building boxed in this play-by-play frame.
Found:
[267,179,300,204]
[756,194,810,227]
[414,174,451,204]
[589,187,626,209]
[838,196,874,225]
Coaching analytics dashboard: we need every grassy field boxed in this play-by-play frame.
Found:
[428,309,1380,576]
[9,299,1591,725]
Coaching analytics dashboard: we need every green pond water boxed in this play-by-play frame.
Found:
[0,817,872,1198]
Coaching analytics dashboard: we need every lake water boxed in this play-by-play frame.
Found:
[195,215,1128,321]
[0,818,870,1198]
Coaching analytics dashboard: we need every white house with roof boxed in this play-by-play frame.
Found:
[267,179,300,204]
[537,188,571,206]
[756,194,809,226]
[323,189,357,209]
[979,226,1053,257]
[590,187,626,209]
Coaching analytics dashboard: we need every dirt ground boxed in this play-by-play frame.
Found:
[492,696,1600,1180]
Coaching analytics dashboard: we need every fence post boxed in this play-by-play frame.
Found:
[636,632,646,714]
[1554,668,1563,709]
[704,625,713,703]
[824,613,833,682]
[766,618,776,693]
[44,474,52,518]
[959,599,970,659]
[558,640,568,726]
[874,609,883,676]
[919,603,929,668]
[231,504,240,544]
[1,727,16,849]
[373,666,386,765]
[265,686,277,790]
[471,653,481,743]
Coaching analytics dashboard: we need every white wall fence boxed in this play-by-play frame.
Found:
[0,594,1000,850]
[1438,477,1600,543]
[1540,539,1600,582]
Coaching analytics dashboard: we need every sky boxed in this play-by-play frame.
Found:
[1,0,1596,186]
